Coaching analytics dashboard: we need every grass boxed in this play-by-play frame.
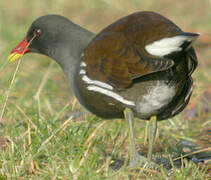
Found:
[0,0,211,179]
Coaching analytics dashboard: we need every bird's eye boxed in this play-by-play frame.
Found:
[34,29,41,37]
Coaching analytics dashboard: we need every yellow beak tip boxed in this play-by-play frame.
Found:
[8,53,23,63]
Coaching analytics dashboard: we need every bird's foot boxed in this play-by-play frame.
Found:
[127,153,158,169]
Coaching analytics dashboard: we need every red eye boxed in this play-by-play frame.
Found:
[34,29,41,36]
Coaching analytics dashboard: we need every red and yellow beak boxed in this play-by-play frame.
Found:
[8,37,29,62]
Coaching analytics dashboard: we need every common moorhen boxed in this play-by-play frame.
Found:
[8,11,199,168]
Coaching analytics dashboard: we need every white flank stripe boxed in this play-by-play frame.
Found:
[80,62,87,67]
[87,85,135,106]
[79,69,86,75]
[82,75,113,90]
[145,35,195,57]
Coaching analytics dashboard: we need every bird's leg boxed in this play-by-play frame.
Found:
[124,108,148,168]
[147,115,157,161]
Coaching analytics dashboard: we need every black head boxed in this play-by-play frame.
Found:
[26,15,72,55]
[9,15,75,62]
[9,14,94,63]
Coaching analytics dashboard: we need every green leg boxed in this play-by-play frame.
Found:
[147,115,157,161]
[124,108,147,168]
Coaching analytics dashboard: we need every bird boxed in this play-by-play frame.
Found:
[8,11,199,168]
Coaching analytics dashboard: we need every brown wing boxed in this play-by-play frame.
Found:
[82,12,180,89]
[83,31,174,89]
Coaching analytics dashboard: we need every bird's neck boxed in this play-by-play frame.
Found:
[50,23,95,94]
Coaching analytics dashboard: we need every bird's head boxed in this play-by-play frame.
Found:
[8,15,72,62]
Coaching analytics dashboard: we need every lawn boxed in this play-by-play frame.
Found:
[0,0,210,179]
